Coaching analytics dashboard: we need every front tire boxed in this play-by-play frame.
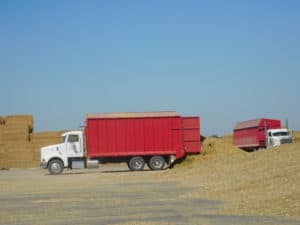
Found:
[48,159,64,175]
[128,157,145,171]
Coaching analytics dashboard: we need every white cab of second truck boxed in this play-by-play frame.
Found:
[267,128,292,147]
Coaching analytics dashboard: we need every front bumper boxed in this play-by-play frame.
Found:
[40,160,48,169]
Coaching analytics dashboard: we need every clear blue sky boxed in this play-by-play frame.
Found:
[0,0,299,135]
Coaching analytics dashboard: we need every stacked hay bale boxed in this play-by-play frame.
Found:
[30,131,63,161]
[0,115,64,169]
[4,115,33,141]
[0,116,5,143]
[0,117,5,163]
[0,115,34,168]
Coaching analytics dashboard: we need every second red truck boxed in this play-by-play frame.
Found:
[233,118,292,151]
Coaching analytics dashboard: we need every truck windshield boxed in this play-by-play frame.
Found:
[272,132,289,137]
[61,136,66,143]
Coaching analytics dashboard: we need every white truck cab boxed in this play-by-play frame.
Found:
[40,131,84,174]
[267,128,292,147]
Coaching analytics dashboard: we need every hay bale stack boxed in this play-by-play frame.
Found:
[0,141,37,169]
[1,142,35,161]
[5,115,33,129]
[0,126,3,145]
[2,126,31,143]
[0,123,65,169]
[31,131,64,161]
[0,142,5,159]
[0,119,5,152]
[0,160,37,169]
[1,115,33,143]
[0,118,6,144]
[31,131,62,141]
[0,116,6,125]
[0,124,4,157]
[0,115,34,168]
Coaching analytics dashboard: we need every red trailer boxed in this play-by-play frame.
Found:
[85,111,201,169]
[233,118,282,150]
[41,111,201,174]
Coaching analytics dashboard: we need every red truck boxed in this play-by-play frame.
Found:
[40,111,201,174]
[233,118,292,151]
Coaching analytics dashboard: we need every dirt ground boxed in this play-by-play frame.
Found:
[0,132,299,225]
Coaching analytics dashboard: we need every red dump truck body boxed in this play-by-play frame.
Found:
[233,118,281,149]
[85,111,201,160]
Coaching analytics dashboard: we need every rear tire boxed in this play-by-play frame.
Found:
[128,157,145,171]
[148,156,165,170]
[48,159,64,175]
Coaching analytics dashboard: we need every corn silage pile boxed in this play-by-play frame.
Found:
[201,135,247,160]
[0,115,63,169]
[293,131,300,142]
[170,133,300,217]
[173,134,248,171]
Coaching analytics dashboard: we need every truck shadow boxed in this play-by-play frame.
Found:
[44,168,163,176]
[101,169,162,174]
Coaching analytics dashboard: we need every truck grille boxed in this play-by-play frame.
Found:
[280,139,292,144]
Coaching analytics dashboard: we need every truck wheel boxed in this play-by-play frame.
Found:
[48,159,64,175]
[148,156,165,170]
[128,157,145,171]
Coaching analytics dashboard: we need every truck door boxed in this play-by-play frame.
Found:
[66,134,82,157]
[267,132,274,147]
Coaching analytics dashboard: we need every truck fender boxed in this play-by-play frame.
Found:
[47,157,66,168]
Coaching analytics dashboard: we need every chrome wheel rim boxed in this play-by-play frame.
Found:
[51,162,61,174]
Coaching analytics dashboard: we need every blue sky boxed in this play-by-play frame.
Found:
[0,0,299,135]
